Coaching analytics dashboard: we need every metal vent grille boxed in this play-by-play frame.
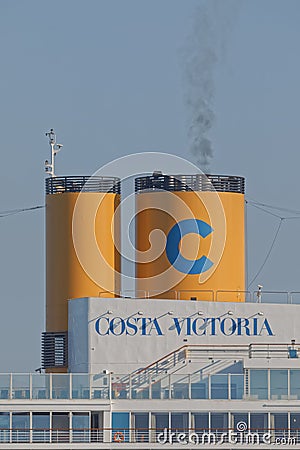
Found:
[135,174,245,194]
[41,332,68,369]
[45,176,121,195]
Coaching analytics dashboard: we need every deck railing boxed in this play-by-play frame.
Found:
[98,289,300,304]
[1,362,300,401]
[0,428,299,444]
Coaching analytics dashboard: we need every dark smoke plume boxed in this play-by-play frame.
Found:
[183,1,239,172]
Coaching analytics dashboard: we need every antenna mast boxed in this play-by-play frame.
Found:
[45,128,63,177]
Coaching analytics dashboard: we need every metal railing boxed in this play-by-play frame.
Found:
[0,428,299,444]
[45,176,121,194]
[0,428,103,444]
[106,343,300,399]
[98,289,300,304]
[1,344,299,401]
[135,174,245,194]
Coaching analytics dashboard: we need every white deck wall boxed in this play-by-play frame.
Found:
[68,297,300,374]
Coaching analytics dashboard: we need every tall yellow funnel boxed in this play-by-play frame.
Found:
[135,174,245,302]
[44,176,120,370]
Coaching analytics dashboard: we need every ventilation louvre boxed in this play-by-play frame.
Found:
[41,332,68,369]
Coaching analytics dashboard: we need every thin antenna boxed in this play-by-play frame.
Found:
[45,128,63,177]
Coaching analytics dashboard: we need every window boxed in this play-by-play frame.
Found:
[170,413,189,443]
[290,370,300,399]
[0,413,9,428]
[0,413,9,443]
[12,413,30,443]
[250,413,268,432]
[232,413,248,431]
[171,375,189,399]
[290,413,300,439]
[132,413,149,443]
[211,413,228,431]
[12,375,30,399]
[72,374,90,399]
[191,378,208,399]
[270,414,288,439]
[32,374,50,399]
[270,370,288,399]
[91,374,109,399]
[211,374,228,399]
[52,413,69,443]
[192,413,209,432]
[112,412,129,443]
[152,413,169,433]
[72,413,89,442]
[52,374,69,399]
[91,412,103,443]
[0,375,10,400]
[171,413,188,433]
[231,375,244,399]
[32,413,50,443]
[250,370,268,399]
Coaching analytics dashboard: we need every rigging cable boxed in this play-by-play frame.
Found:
[0,205,45,218]
[247,215,284,289]
[246,197,300,289]
[247,198,300,216]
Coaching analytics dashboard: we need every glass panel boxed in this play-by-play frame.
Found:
[151,377,162,399]
[250,413,268,442]
[171,413,189,441]
[231,375,244,399]
[72,413,89,442]
[133,413,149,443]
[270,370,288,399]
[0,375,10,399]
[211,413,228,432]
[131,373,149,399]
[250,370,268,399]
[0,413,10,443]
[271,414,288,440]
[91,412,103,443]
[191,373,208,399]
[290,413,300,439]
[171,375,189,399]
[32,413,50,443]
[192,413,209,432]
[211,374,228,399]
[12,375,30,399]
[52,413,69,443]
[232,413,248,431]
[222,361,244,374]
[0,413,9,428]
[152,374,170,399]
[12,413,30,443]
[112,412,129,443]
[72,374,90,399]
[52,374,70,399]
[151,413,168,444]
[250,413,268,433]
[111,375,129,399]
[290,370,300,399]
[153,413,168,432]
[32,374,50,399]
[91,374,109,399]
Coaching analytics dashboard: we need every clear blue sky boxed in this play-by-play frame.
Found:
[0,0,300,371]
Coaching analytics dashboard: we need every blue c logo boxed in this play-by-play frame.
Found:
[166,219,213,274]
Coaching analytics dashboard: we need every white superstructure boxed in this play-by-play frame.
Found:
[1,293,300,449]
